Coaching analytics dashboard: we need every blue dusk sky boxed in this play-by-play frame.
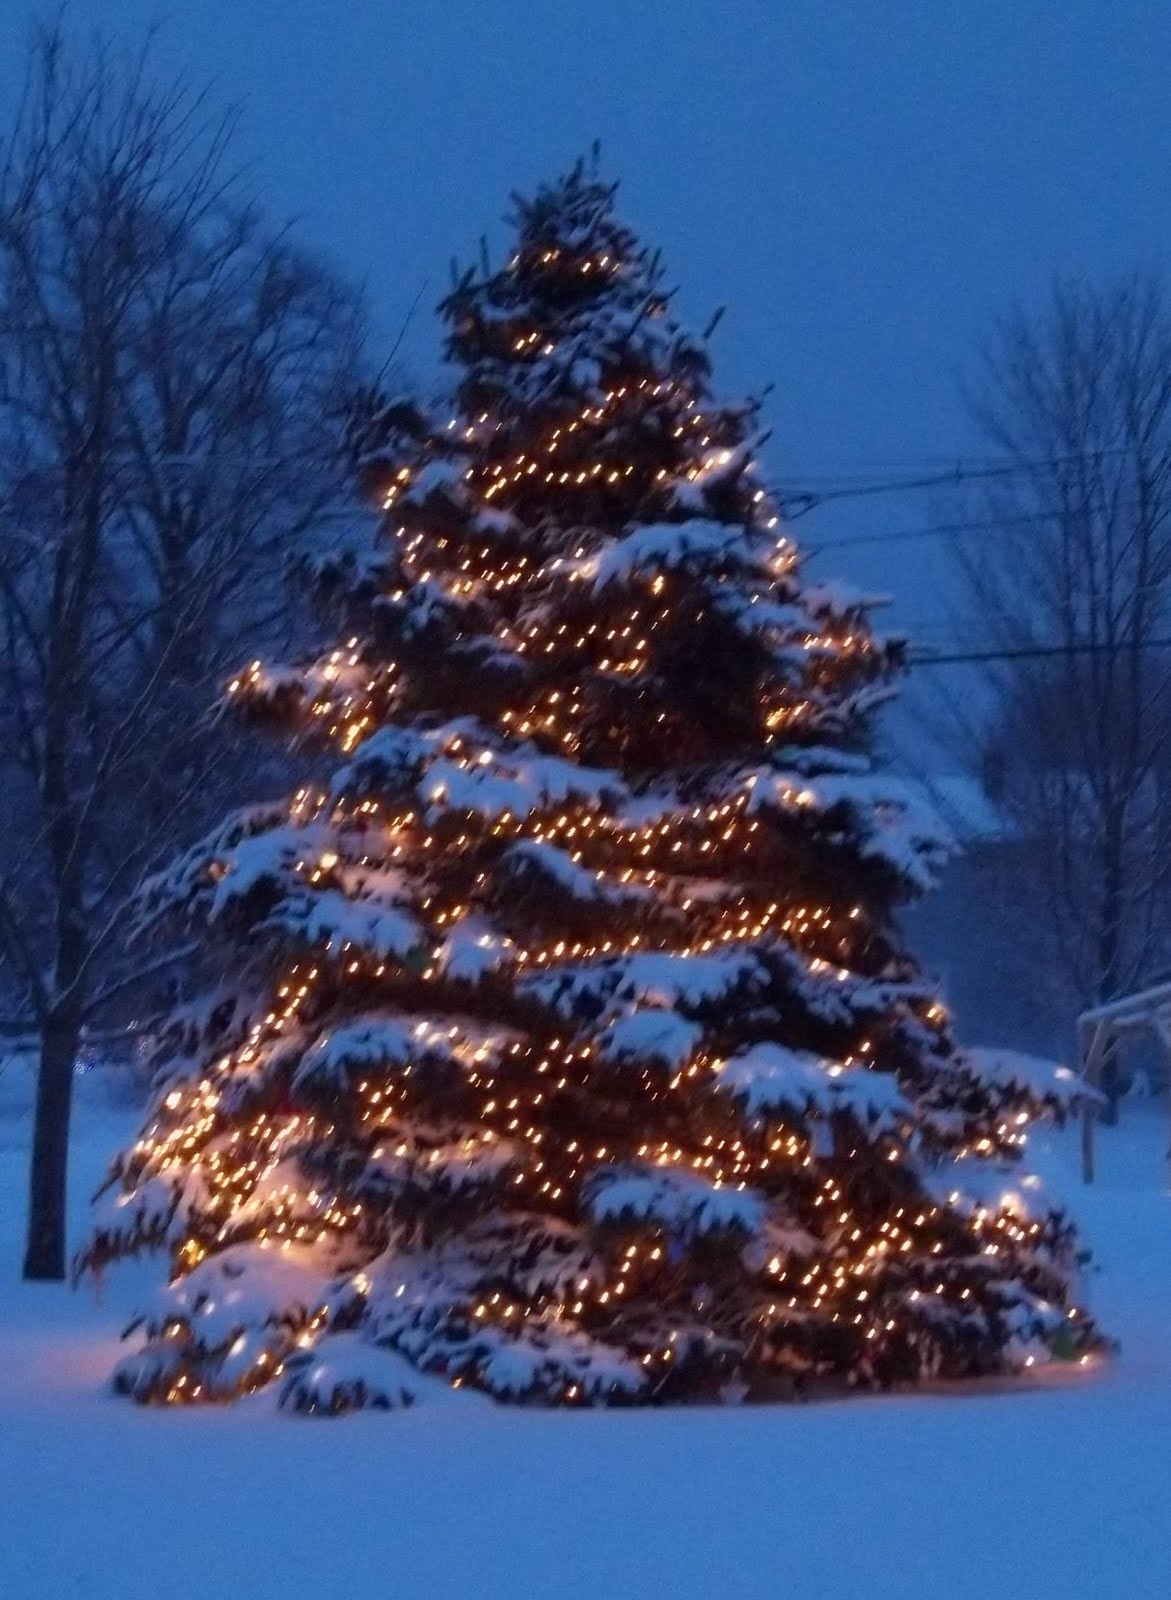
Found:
[2,0,1168,659]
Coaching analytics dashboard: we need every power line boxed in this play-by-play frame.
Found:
[302,455,1139,534]
[808,505,1074,553]
[909,637,1171,668]
[778,446,1156,519]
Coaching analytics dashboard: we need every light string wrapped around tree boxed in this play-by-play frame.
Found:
[79,163,1102,1412]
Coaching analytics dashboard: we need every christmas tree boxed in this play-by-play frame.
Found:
[80,164,1098,1411]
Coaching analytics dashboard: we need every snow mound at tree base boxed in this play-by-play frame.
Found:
[279,1334,491,1415]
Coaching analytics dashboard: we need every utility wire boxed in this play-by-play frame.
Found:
[908,637,1171,668]
[777,447,1143,518]
[808,504,1103,553]
[12,442,1134,486]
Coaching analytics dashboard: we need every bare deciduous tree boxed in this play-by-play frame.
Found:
[0,26,366,1277]
[948,277,1171,1105]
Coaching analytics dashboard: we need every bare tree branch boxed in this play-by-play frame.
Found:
[0,21,368,1278]
[934,275,1171,1109]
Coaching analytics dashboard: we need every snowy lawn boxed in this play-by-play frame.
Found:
[2,1069,1170,1599]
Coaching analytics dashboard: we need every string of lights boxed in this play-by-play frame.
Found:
[80,163,1102,1414]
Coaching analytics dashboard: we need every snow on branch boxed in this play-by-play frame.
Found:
[499,839,653,906]
[281,1334,485,1414]
[586,1164,765,1239]
[959,1047,1101,1111]
[434,916,518,981]
[292,1013,514,1090]
[421,750,626,821]
[524,948,769,1018]
[277,887,422,963]
[596,1007,705,1070]
[357,1126,521,1196]
[330,725,435,797]
[713,1042,907,1129]
[746,769,954,892]
[571,518,769,590]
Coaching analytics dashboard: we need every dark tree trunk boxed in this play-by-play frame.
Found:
[23,1006,82,1280]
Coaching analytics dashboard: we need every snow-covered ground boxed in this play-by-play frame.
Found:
[2,1064,1170,1599]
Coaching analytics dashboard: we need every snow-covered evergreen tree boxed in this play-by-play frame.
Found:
[80,165,1099,1410]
